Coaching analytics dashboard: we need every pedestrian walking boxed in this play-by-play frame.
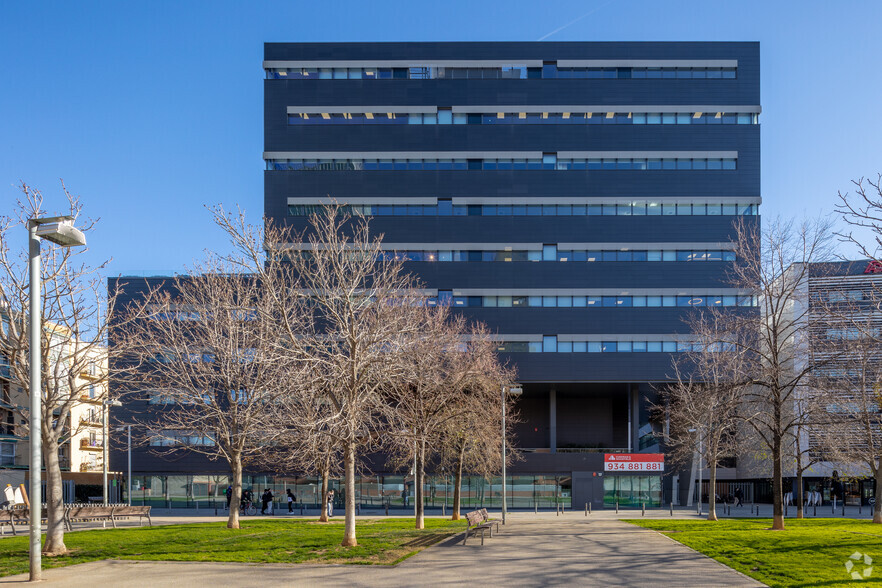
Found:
[287,489,296,513]
[225,485,233,510]
[327,489,335,517]
[261,488,274,515]
[734,487,743,507]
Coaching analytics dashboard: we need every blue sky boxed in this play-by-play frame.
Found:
[1,0,881,273]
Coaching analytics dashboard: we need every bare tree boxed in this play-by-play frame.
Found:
[385,309,515,528]
[716,216,835,530]
[809,275,882,522]
[659,312,746,521]
[258,371,344,523]
[269,208,423,546]
[0,183,121,555]
[113,227,304,529]
[837,174,882,260]
[434,326,518,521]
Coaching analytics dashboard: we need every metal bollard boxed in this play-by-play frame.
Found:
[585,503,588,516]
[442,503,446,517]
[534,503,538,514]
[214,507,218,516]
[616,502,619,514]
[642,503,645,516]
[385,503,389,517]
[813,504,817,517]
[556,504,560,516]
[670,502,674,516]
[785,504,788,517]
[833,497,837,514]
[589,502,592,515]
[842,502,846,517]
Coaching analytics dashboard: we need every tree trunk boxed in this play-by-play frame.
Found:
[796,469,804,519]
[415,440,425,529]
[451,442,464,520]
[42,436,67,555]
[772,433,785,530]
[707,460,718,521]
[341,441,357,546]
[319,457,329,523]
[874,462,882,524]
[228,457,242,529]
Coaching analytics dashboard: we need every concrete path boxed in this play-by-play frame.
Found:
[0,513,763,587]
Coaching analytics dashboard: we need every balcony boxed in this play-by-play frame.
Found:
[79,438,104,451]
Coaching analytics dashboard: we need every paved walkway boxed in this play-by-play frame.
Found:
[0,513,763,587]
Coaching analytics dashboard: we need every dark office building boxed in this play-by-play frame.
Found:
[112,42,761,510]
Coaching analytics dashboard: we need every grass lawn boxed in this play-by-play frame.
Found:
[627,518,882,587]
[0,518,466,578]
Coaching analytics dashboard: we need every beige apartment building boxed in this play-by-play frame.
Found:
[0,323,111,495]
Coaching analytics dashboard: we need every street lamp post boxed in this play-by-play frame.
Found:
[115,425,132,506]
[27,216,86,582]
[102,399,122,505]
[501,385,522,525]
[687,427,703,510]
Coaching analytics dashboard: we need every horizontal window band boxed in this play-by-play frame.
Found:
[287,105,760,114]
[283,242,735,251]
[434,289,749,296]
[264,59,736,69]
[265,150,736,159]
[468,334,716,342]
[286,201,757,217]
[265,60,544,68]
[285,196,761,205]
[287,111,758,126]
[450,104,758,114]
[557,59,738,68]
[287,106,438,114]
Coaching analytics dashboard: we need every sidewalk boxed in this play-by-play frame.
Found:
[0,512,763,586]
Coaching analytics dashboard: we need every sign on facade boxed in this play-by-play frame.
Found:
[864,260,882,274]
[604,453,664,472]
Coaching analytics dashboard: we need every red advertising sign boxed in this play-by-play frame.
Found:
[604,453,664,472]
[865,261,882,274]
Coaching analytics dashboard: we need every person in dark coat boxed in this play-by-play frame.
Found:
[261,488,274,515]
[287,489,296,513]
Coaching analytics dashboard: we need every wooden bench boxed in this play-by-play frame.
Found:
[65,505,152,530]
[479,508,500,534]
[65,506,116,530]
[0,509,24,535]
[0,508,44,535]
[463,510,493,545]
[113,506,152,527]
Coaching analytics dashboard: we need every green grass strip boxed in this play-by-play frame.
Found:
[627,518,882,587]
[0,518,466,578]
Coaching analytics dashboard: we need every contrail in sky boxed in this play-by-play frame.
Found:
[537,0,619,41]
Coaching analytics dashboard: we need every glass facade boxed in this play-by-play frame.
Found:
[603,475,663,508]
[266,65,736,80]
[125,474,573,510]
[288,110,757,126]
[289,202,759,217]
[267,157,737,172]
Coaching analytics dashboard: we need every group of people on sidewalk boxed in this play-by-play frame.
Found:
[222,485,333,515]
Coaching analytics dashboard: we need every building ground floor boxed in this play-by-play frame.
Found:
[113,380,671,510]
[119,470,667,511]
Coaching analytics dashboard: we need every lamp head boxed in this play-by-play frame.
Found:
[31,216,87,247]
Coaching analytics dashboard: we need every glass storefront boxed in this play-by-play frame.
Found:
[125,473,572,510]
[603,475,662,508]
